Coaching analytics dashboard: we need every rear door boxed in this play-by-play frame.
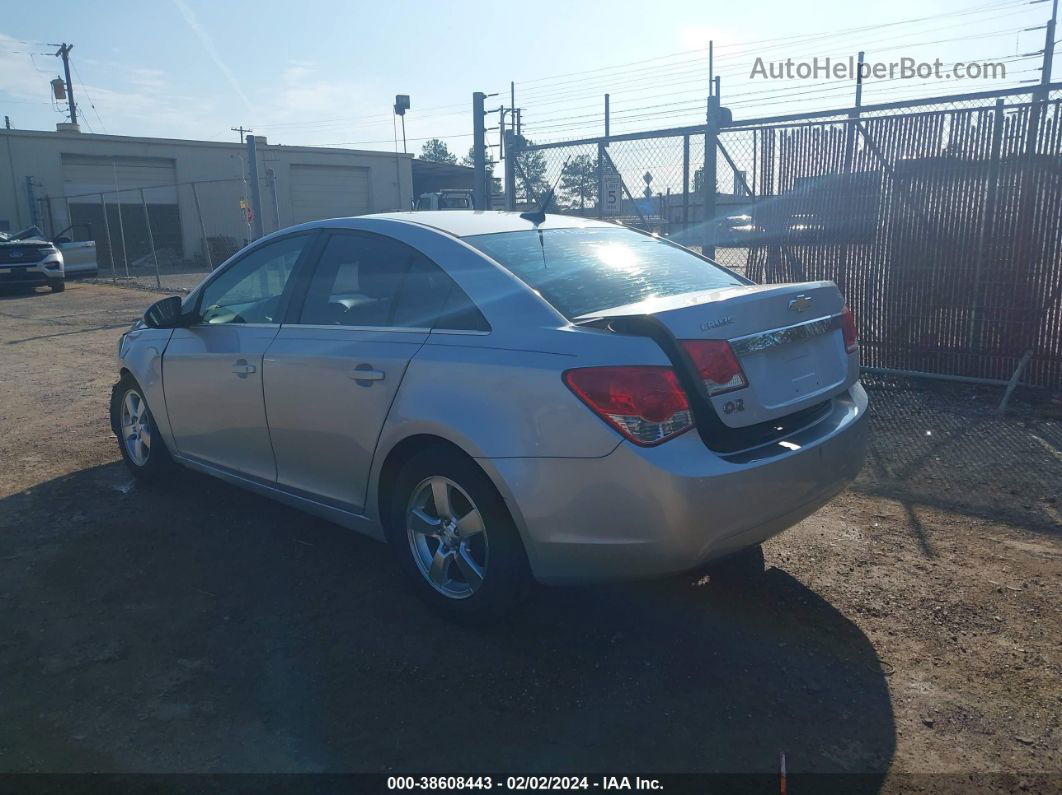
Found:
[163,233,313,481]
[263,231,471,513]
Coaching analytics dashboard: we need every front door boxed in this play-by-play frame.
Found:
[264,231,465,512]
[163,234,313,482]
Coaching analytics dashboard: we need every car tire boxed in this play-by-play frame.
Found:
[704,544,766,587]
[386,448,531,623]
[110,374,173,483]
[48,279,65,293]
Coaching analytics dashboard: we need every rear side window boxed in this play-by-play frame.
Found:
[299,232,487,330]
[464,227,745,319]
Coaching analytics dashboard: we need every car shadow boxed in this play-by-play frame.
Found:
[0,285,54,300]
[0,462,895,785]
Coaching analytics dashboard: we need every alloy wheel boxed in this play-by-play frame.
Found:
[406,476,489,599]
[121,389,152,467]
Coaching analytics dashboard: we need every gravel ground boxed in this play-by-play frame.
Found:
[0,282,1059,791]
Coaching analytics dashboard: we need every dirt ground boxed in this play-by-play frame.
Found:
[0,281,1059,791]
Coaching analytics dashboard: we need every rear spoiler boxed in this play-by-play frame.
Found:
[590,314,830,454]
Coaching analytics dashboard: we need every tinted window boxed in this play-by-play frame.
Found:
[464,227,745,319]
[299,233,485,330]
[199,235,307,324]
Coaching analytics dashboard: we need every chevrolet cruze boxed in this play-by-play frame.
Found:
[111,211,868,619]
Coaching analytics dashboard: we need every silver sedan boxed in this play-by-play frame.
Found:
[111,212,868,620]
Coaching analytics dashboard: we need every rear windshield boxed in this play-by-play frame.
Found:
[464,226,745,319]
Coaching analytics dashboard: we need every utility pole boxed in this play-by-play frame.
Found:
[473,91,486,210]
[844,51,866,172]
[231,126,252,144]
[246,134,265,239]
[1040,0,1058,99]
[1026,0,1058,152]
[4,116,10,129]
[708,41,713,97]
[52,43,77,125]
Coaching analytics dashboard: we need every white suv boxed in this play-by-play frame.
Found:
[0,228,65,293]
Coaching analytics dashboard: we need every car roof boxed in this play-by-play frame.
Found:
[360,210,615,238]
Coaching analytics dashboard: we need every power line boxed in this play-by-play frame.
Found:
[512,0,1028,92]
[516,14,1038,104]
[71,61,107,134]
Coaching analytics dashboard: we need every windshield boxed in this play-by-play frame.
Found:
[464,226,746,319]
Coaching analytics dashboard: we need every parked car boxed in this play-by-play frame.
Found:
[111,212,868,620]
[0,226,65,292]
[53,225,99,277]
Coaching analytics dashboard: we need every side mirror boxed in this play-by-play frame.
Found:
[53,236,71,245]
[143,295,185,329]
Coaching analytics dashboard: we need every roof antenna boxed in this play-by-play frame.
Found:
[520,155,570,227]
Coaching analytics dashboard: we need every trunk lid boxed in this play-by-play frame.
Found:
[579,280,858,428]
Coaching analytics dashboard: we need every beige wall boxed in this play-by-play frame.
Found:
[0,128,413,260]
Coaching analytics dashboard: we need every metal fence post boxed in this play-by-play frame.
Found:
[682,133,690,239]
[473,92,486,210]
[112,159,130,278]
[504,131,516,211]
[267,168,281,232]
[99,192,117,282]
[968,98,1005,350]
[139,188,162,290]
[702,95,719,258]
[597,141,605,220]
[190,181,212,270]
[844,51,865,172]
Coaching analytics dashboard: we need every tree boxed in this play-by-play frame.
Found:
[512,143,548,205]
[461,146,502,194]
[420,138,457,164]
[559,154,599,211]
[460,146,495,171]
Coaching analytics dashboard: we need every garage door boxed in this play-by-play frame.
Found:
[290,164,371,224]
[61,154,182,265]
[62,154,178,203]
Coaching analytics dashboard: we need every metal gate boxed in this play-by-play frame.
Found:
[505,84,1062,390]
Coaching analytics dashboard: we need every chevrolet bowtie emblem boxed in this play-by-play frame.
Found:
[788,294,813,313]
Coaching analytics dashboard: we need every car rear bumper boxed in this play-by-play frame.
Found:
[0,266,54,286]
[483,383,869,585]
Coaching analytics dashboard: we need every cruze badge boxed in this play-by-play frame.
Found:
[700,316,734,330]
[788,294,813,313]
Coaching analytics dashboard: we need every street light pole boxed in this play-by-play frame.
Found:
[393,95,411,209]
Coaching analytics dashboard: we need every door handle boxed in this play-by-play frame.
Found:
[231,360,257,377]
[352,365,385,383]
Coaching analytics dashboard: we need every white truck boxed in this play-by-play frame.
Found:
[414,189,475,211]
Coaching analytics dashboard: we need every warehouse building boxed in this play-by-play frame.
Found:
[0,126,413,269]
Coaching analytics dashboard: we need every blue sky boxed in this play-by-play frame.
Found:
[0,0,1052,155]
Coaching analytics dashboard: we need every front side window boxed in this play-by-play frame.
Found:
[198,235,308,325]
[299,233,487,330]
[464,226,746,319]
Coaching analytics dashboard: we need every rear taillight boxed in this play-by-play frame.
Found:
[679,340,748,396]
[840,306,858,353]
[563,366,694,446]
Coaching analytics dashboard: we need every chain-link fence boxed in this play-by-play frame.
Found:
[33,173,284,293]
[508,84,1062,389]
